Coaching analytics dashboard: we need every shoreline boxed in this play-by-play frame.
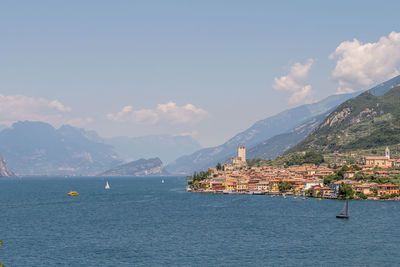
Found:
[188,189,400,201]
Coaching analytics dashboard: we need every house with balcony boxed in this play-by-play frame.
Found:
[378,184,399,197]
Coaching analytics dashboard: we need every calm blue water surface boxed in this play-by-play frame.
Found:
[1,176,400,266]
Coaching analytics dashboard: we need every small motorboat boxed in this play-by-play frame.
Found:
[67,191,79,196]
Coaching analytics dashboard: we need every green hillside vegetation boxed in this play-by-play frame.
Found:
[289,86,400,153]
[323,165,400,186]
[187,170,211,190]
[247,151,324,168]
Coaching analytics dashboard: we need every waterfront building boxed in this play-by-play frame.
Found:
[319,187,332,198]
[223,181,236,192]
[254,181,269,192]
[352,184,373,195]
[311,185,321,197]
[236,181,249,193]
[211,182,225,191]
[269,179,280,192]
[303,181,323,191]
[377,184,399,196]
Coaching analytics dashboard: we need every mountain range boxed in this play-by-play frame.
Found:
[0,122,201,176]
[2,75,399,176]
[166,75,400,174]
[0,121,122,176]
[99,157,166,176]
[165,92,359,174]
[289,84,400,153]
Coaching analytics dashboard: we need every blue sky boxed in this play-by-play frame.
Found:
[1,0,400,146]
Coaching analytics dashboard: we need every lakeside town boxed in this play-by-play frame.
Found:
[186,146,400,200]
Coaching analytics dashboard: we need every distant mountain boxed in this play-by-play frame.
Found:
[99,157,166,176]
[367,75,400,96]
[246,112,328,160]
[289,84,400,153]
[104,135,201,164]
[0,155,15,177]
[0,121,122,176]
[166,91,359,174]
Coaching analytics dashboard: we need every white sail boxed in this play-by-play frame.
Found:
[105,181,110,189]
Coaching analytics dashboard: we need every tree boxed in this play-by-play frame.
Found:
[305,188,312,196]
[303,151,324,165]
[356,191,368,200]
[379,194,390,200]
[338,184,354,200]
[279,181,292,192]
[216,162,222,170]
[371,188,378,197]
[283,151,324,166]
[354,173,365,181]
[324,174,335,185]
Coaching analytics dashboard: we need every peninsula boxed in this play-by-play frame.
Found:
[187,146,400,200]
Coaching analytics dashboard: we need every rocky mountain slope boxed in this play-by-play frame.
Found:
[99,157,166,176]
[0,121,122,176]
[289,84,400,153]
[0,156,15,177]
[165,92,359,174]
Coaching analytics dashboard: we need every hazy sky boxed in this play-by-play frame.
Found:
[1,0,400,146]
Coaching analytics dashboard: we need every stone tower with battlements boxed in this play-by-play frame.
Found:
[238,146,246,163]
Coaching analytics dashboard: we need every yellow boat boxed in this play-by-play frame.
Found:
[67,191,79,196]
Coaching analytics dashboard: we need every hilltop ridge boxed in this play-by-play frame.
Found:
[289,85,400,153]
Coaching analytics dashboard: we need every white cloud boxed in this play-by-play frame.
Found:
[0,93,90,127]
[107,102,208,125]
[288,85,313,104]
[273,59,314,104]
[108,106,159,124]
[65,117,94,127]
[330,31,400,94]
[175,130,198,137]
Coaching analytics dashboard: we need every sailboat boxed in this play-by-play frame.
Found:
[161,179,165,184]
[336,200,349,219]
[105,181,110,190]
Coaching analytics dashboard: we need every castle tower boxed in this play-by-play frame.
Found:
[385,146,390,159]
[238,146,246,163]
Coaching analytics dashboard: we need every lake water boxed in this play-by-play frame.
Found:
[1,176,400,266]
